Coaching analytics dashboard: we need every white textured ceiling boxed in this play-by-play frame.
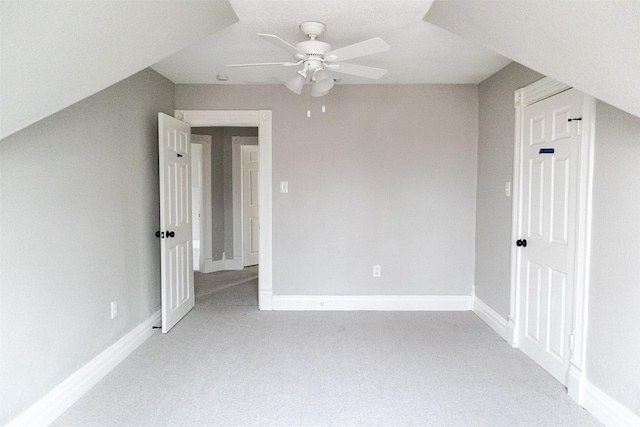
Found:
[425,0,640,119]
[151,0,511,85]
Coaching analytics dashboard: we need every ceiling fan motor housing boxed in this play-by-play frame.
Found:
[296,40,332,72]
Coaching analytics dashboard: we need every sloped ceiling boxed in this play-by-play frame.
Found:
[0,1,238,140]
[5,1,637,141]
[425,0,640,118]
[152,0,511,85]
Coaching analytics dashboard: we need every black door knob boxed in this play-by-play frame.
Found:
[166,231,175,238]
[516,239,527,247]
[155,231,164,238]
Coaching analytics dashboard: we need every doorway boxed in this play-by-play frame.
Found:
[190,134,212,272]
[177,110,273,310]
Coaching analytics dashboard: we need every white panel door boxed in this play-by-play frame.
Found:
[191,142,202,271]
[517,88,583,384]
[158,113,194,333]
[242,145,259,267]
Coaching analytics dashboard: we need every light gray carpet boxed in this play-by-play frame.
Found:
[195,266,258,298]
[54,271,600,426]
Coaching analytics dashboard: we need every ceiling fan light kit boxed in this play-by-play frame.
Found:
[312,69,334,93]
[228,21,390,97]
[310,84,329,98]
[284,71,307,95]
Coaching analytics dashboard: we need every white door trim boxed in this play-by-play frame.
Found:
[190,134,212,273]
[232,136,259,269]
[175,110,273,310]
[509,77,595,403]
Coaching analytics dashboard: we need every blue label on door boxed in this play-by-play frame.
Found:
[539,148,555,154]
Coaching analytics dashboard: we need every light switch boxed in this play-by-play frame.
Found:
[505,181,511,197]
[280,181,289,193]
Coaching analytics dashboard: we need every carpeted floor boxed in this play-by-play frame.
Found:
[195,265,258,298]
[54,269,600,426]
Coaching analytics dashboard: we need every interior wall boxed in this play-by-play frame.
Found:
[0,68,174,424]
[587,101,640,416]
[176,84,478,296]
[475,62,544,317]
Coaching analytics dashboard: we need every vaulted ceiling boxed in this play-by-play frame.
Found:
[151,0,510,85]
[2,1,639,141]
[0,1,237,140]
[425,0,640,119]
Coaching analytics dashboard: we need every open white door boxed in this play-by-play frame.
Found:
[242,145,259,266]
[158,113,194,333]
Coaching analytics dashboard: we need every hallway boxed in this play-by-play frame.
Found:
[195,266,258,300]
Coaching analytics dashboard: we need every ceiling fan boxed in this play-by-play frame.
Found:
[228,21,390,97]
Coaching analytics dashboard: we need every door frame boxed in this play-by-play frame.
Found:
[232,136,259,268]
[190,134,212,273]
[175,110,273,310]
[509,77,596,403]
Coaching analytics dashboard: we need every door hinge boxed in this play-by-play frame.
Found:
[569,117,583,135]
[570,334,575,351]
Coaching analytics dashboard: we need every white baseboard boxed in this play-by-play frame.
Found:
[259,289,273,311]
[472,297,508,340]
[7,311,161,427]
[271,295,472,311]
[202,259,225,273]
[201,257,245,273]
[567,362,583,403]
[224,256,243,271]
[582,379,640,426]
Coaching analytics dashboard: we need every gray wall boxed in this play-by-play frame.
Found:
[475,63,544,317]
[0,68,174,424]
[177,85,479,296]
[587,101,640,415]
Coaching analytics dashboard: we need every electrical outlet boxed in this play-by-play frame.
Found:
[110,301,118,319]
[373,265,381,277]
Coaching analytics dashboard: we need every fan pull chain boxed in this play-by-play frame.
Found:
[307,84,311,118]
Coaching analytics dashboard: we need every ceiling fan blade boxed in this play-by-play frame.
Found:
[227,61,302,67]
[325,37,390,62]
[258,33,305,58]
[326,63,387,80]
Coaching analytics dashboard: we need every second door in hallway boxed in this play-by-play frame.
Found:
[242,145,259,266]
